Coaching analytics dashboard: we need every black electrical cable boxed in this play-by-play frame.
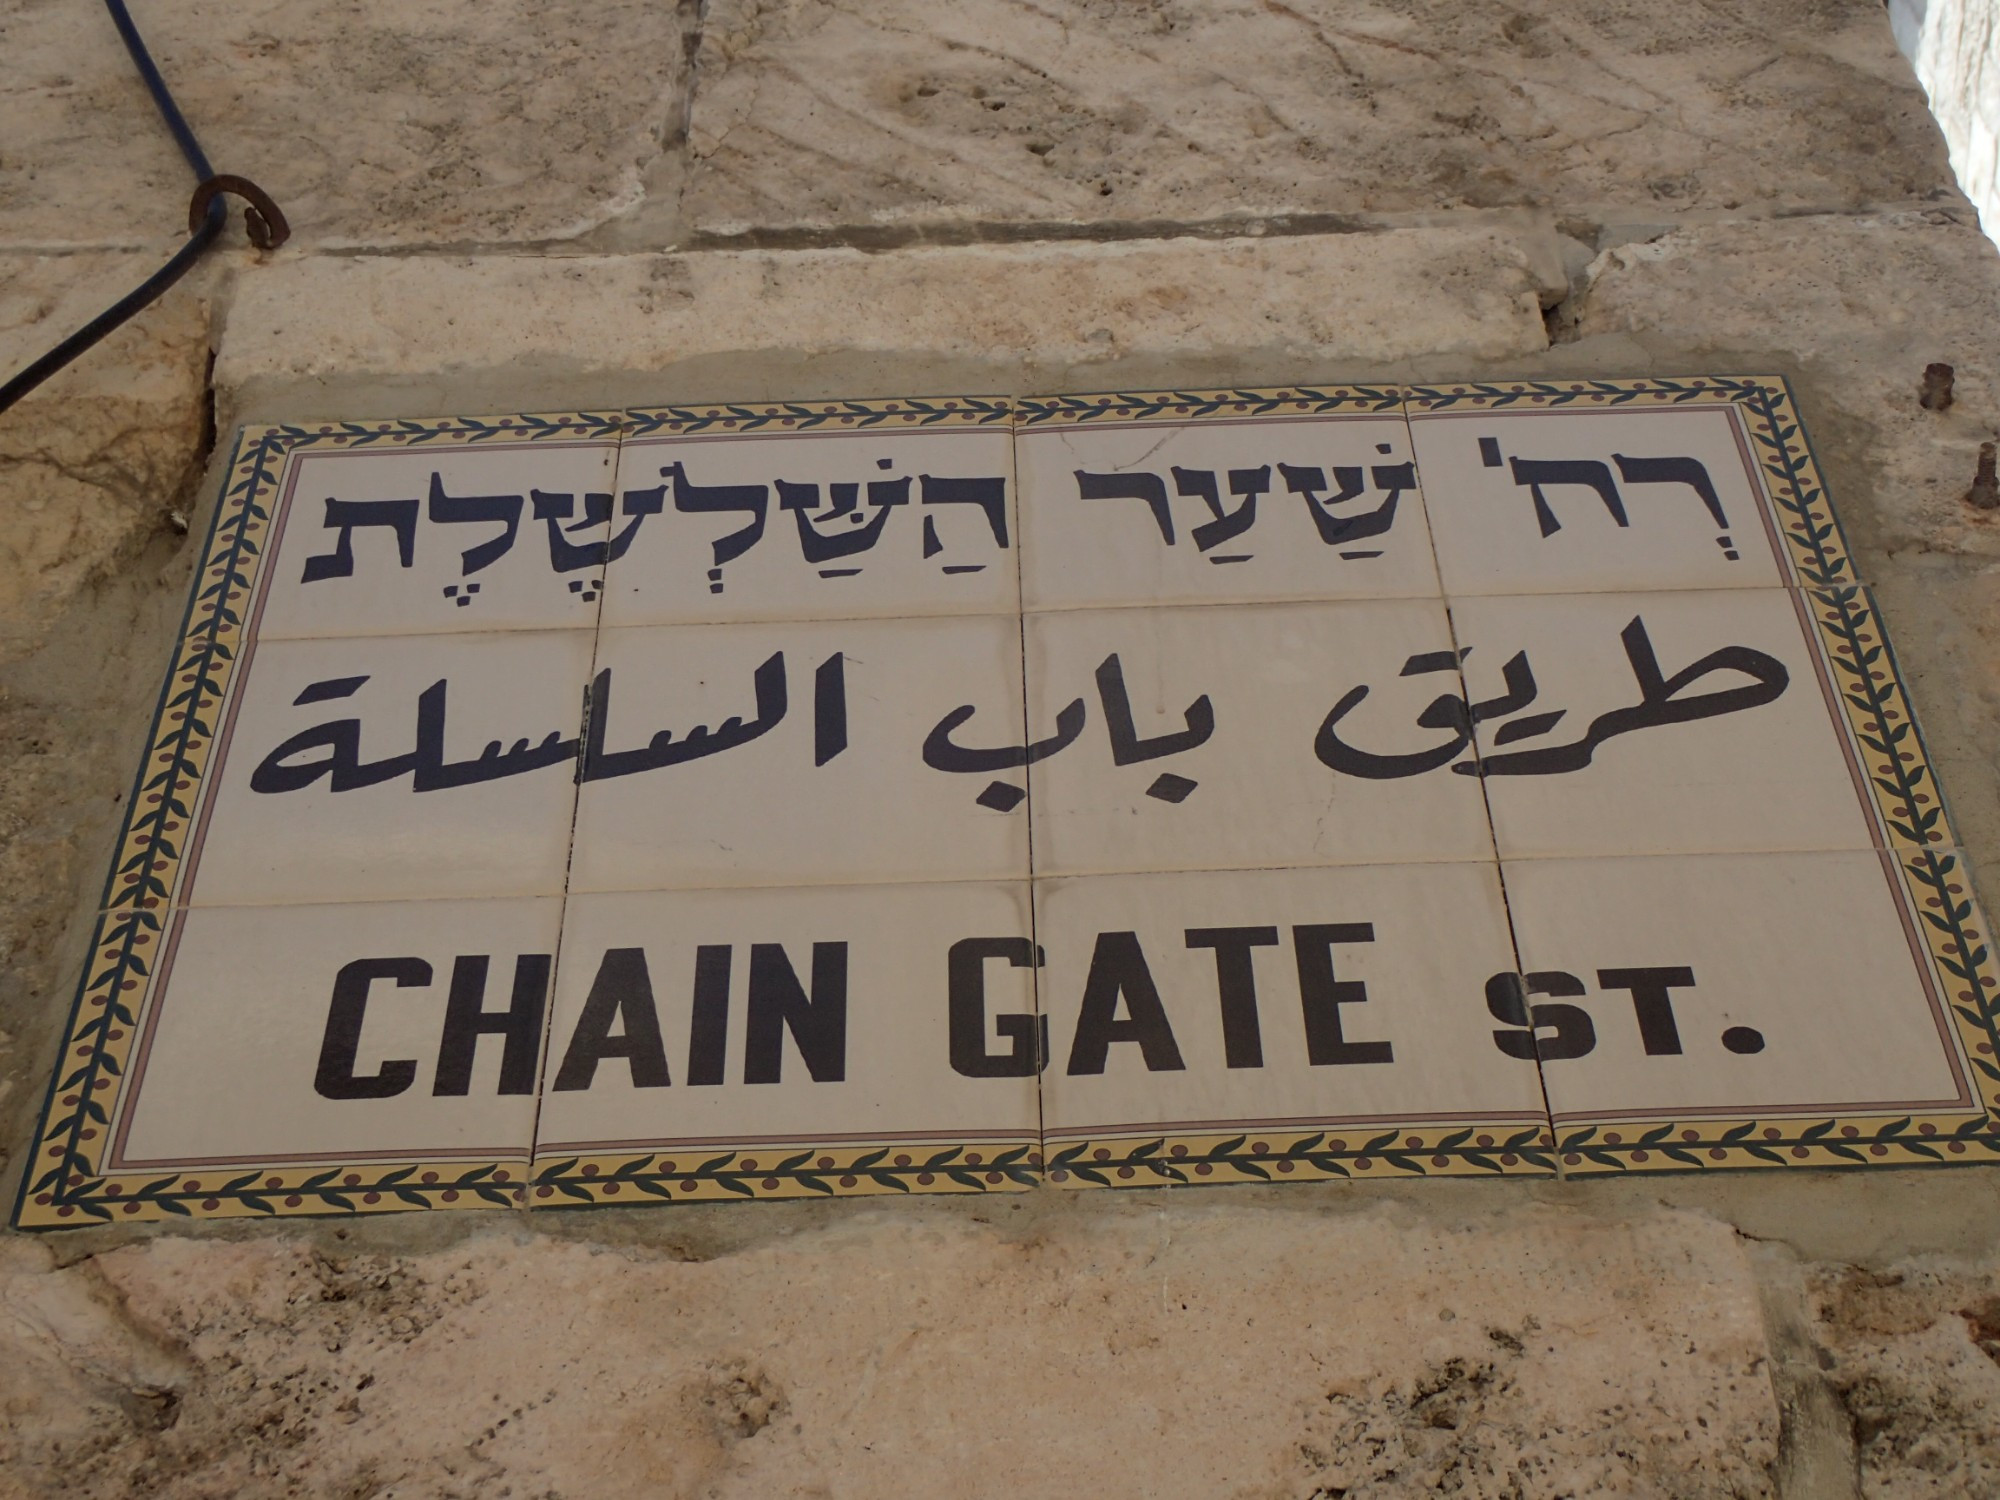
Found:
[0,0,288,417]
[103,0,215,183]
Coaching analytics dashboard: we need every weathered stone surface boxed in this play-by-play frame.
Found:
[0,1204,1778,1498]
[0,0,687,249]
[683,0,1953,238]
[0,253,211,651]
[1574,211,2000,563]
[212,229,1548,417]
[0,253,213,1193]
[1808,1255,2000,1497]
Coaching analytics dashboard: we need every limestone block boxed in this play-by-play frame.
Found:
[0,1204,1783,1497]
[1808,1255,2000,1496]
[0,0,686,249]
[1573,211,2000,563]
[683,0,1952,238]
[214,230,1547,415]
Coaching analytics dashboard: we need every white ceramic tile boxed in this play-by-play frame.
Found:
[1412,404,1791,596]
[185,630,593,906]
[568,615,1030,892]
[533,882,1041,1154]
[1502,851,1973,1123]
[255,439,620,639]
[109,898,559,1170]
[600,424,1018,626]
[1024,600,1497,876]
[1035,863,1548,1141]
[1453,588,1881,858]
[1016,409,1439,610]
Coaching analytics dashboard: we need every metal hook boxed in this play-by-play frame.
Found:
[188,174,290,250]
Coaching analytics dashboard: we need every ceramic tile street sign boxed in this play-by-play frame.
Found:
[17,378,2000,1228]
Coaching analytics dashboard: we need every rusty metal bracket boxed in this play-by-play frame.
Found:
[188,174,290,250]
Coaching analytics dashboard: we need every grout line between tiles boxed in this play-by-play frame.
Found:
[520,432,624,1212]
[1444,591,1564,1181]
[1018,592,1450,620]
[596,605,1028,633]
[1010,406,1051,1176]
[1402,391,1565,1178]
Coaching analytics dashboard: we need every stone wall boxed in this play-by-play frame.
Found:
[5,3,2000,1496]
[1896,0,2000,241]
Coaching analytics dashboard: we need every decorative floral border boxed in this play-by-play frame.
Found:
[1017,385,1403,427]
[12,413,619,1229]
[1044,1124,1556,1189]
[1802,585,1952,850]
[626,395,1012,438]
[526,1143,1042,1206]
[18,380,2000,1223]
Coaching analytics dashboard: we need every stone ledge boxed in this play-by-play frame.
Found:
[213,229,1549,419]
